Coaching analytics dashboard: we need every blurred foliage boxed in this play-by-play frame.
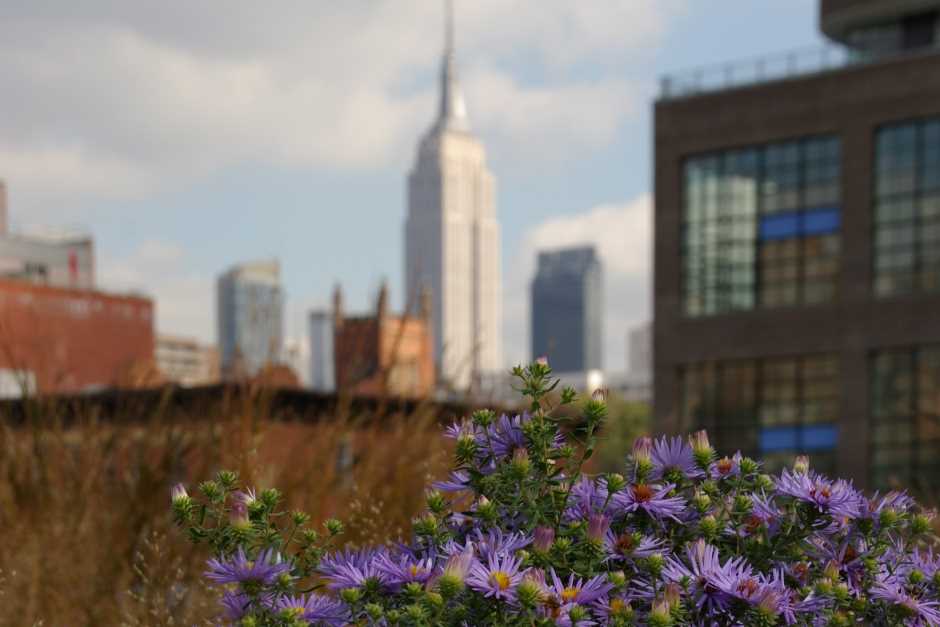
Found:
[592,393,650,473]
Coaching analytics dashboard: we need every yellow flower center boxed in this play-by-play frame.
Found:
[561,586,580,602]
[409,565,425,578]
[610,598,625,612]
[490,571,511,590]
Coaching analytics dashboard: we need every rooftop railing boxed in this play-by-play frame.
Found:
[659,42,940,100]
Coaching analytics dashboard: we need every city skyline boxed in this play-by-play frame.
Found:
[0,1,824,371]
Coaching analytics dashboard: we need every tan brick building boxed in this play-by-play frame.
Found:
[0,279,154,394]
[333,283,435,398]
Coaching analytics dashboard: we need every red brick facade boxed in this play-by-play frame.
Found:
[333,284,435,398]
[0,279,155,393]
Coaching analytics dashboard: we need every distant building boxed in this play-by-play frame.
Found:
[0,180,8,235]
[333,283,435,398]
[309,310,335,392]
[654,0,940,489]
[282,336,311,388]
[156,335,219,386]
[0,278,154,394]
[530,246,603,373]
[216,260,284,379]
[405,2,501,390]
[628,323,652,380]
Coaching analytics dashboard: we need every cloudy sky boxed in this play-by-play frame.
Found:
[0,0,824,371]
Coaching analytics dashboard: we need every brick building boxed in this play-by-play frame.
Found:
[156,335,219,387]
[654,0,940,491]
[333,283,435,398]
[0,279,154,394]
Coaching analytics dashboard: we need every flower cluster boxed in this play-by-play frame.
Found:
[171,362,940,626]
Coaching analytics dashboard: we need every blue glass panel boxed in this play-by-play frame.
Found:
[760,426,799,452]
[802,207,841,235]
[801,424,838,450]
[759,213,800,241]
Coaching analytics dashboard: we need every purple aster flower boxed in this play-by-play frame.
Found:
[443,419,479,440]
[220,591,255,621]
[546,569,614,606]
[205,547,290,586]
[650,436,704,481]
[708,452,743,480]
[485,413,529,459]
[564,477,615,521]
[613,483,686,521]
[466,552,526,601]
[468,527,532,559]
[372,552,435,588]
[432,469,471,493]
[663,539,751,613]
[275,594,348,626]
[775,468,862,519]
[604,530,665,563]
[318,547,390,590]
[871,580,940,625]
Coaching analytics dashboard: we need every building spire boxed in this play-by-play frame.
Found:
[436,0,469,132]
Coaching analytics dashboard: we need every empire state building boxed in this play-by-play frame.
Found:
[404,1,501,390]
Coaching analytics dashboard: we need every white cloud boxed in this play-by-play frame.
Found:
[504,194,652,371]
[98,240,213,341]
[0,2,681,219]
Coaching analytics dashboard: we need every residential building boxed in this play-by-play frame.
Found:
[333,283,435,398]
[404,1,501,390]
[530,246,603,373]
[654,0,940,491]
[155,335,219,386]
[216,260,284,379]
[309,310,335,392]
[0,278,154,394]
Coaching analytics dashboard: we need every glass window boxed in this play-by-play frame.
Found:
[680,355,839,465]
[682,135,842,316]
[875,118,940,297]
[870,346,940,491]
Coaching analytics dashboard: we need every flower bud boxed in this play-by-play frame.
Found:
[170,483,188,504]
[793,455,810,475]
[699,514,718,538]
[365,603,383,620]
[664,582,681,609]
[879,507,899,528]
[324,518,344,535]
[690,430,714,469]
[340,588,362,604]
[587,513,611,543]
[648,598,673,627]
[516,577,543,608]
[632,437,653,481]
[533,526,555,553]
[568,605,589,623]
[510,448,530,477]
[608,571,627,588]
[644,553,664,577]
[692,490,711,512]
[605,473,626,494]
[230,503,250,531]
[739,457,759,475]
[912,513,932,535]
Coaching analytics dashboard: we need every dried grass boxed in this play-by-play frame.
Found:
[0,389,452,626]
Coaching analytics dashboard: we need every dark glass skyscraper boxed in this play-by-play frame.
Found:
[530,246,603,373]
[654,0,940,491]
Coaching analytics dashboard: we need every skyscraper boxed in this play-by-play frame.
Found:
[530,246,603,373]
[654,0,940,489]
[308,310,335,393]
[216,260,284,379]
[404,0,501,391]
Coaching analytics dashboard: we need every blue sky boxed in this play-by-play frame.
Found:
[0,1,824,371]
